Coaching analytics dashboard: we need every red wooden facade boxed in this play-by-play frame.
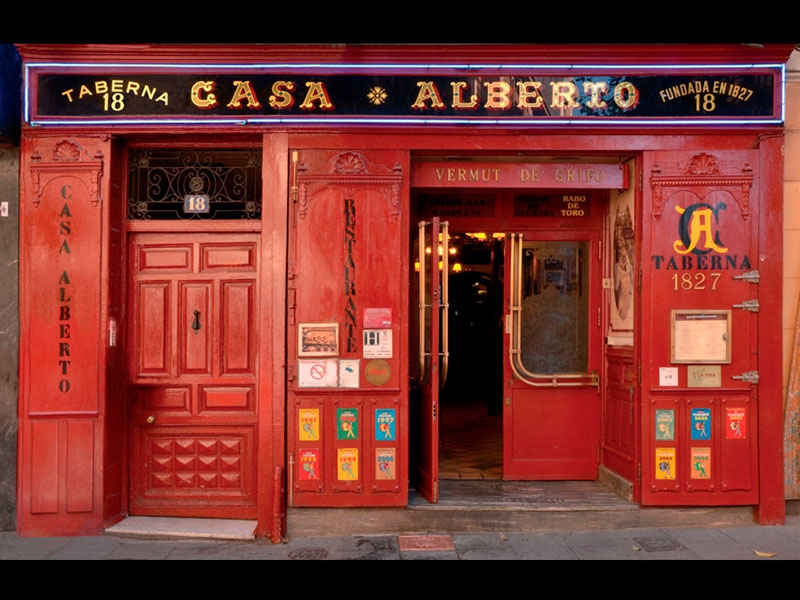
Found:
[14,43,794,540]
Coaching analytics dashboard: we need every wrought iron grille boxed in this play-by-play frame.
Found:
[127,148,262,220]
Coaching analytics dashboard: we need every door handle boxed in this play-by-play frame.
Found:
[192,309,201,333]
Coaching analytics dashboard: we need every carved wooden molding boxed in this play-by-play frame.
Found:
[29,139,104,208]
[649,152,753,219]
[296,151,403,220]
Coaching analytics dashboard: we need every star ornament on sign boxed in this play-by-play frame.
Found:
[367,86,388,106]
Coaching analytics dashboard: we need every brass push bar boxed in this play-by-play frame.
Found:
[416,219,450,389]
[418,220,427,383]
[440,220,449,388]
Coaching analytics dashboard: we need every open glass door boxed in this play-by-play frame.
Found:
[411,217,448,502]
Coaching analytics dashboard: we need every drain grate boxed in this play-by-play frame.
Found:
[288,547,329,560]
[634,536,684,552]
[398,534,455,551]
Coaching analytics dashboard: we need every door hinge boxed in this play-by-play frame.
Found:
[637,463,642,486]
[733,270,760,283]
[629,385,635,424]
[732,299,759,312]
[732,370,759,384]
[287,364,296,383]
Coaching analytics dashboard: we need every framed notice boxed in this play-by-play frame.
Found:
[298,322,339,357]
[670,310,731,364]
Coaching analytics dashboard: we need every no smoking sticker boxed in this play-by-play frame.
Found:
[298,358,339,387]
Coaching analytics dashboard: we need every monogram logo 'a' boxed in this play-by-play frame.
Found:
[673,202,728,255]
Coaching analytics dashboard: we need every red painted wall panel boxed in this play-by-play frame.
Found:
[18,135,112,536]
[27,172,102,414]
[30,420,59,514]
[66,420,94,513]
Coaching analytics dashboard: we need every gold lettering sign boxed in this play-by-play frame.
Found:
[411,162,627,189]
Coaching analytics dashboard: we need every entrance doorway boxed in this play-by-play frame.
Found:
[122,146,265,519]
[411,188,605,499]
[438,232,504,480]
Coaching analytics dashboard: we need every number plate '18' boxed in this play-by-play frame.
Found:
[184,194,210,213]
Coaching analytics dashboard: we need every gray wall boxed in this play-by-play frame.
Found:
[0,145,18,530]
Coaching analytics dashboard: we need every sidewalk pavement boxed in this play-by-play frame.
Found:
[2,512,800,561]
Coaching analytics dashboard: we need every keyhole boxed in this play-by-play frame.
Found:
[192,309,201,333]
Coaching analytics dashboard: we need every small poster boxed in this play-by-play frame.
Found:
[655,447,676,480]
[376,447,396,480]
[691,407,711,440]
[298,448,320,480]
[659,367,678,387]
[298,408,319,441]
[339,359,360,388]
[376,408,396,440]
[655,409,674,441]
[364,307,392,328]
[726,407,747,439]
[363,329,393,358]
[338,448,359,480]
[337,408,358,440]
[691,447,711,479]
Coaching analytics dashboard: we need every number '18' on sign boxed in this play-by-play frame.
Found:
[184,194,210,214]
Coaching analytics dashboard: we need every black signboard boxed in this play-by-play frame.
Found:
[27,68,783,125]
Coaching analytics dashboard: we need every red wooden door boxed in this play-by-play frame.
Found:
[503,227,604,479]
[641,150,760,506]
[286,148,409,508]
[411,217,447,502]
[128,232,259,518]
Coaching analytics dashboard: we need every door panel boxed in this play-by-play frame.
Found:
[128,233,259,518]
[504,232,602,479]
[412,218,447,502]
[182,283,211,373]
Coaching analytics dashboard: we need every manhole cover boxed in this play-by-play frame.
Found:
[288,547,329,559]
[634,536,684,552]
